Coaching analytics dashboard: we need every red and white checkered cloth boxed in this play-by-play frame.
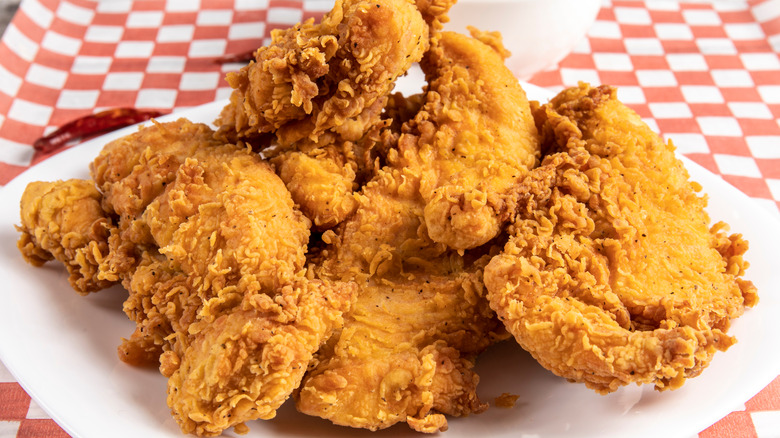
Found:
[0,0,778,437]
[0,0,332,184]
[532,0,780,216]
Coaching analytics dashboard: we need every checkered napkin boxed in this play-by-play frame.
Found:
[0,0,331,184]
[0,0,779,437]
[531,0,780,215]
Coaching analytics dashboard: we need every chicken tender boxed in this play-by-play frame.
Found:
[215,0,434,229]
[295,31,539,433]
[397,30,539,250]
[297,259,499,433]
[169,278,355,436]
[14,119,357,436]
[88,120,358,436]
[484,83,757,393]
[297,163,504,432]
[17,179,115,294]
[100,121,313,359]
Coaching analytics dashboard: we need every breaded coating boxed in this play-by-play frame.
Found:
[297,164,504,433]
[89,119,355,436]
[100,121,313,359]
[295,31,539,433]
[297,259,499,433]
[91,118,223,222]
[169,279,355,436]
[484,83,757,394]
[396,31,540,250]
[14,0,761,432]
[17,179,115,294]
[215,0,434,229]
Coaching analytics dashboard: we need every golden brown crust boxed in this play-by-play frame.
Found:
[398,31,540,250]
[485,83,757,394]
[17,179,115,294]
[215,0,433,229]
[169,279,356,436]
[295,31,538,433]
[90,119,355,436]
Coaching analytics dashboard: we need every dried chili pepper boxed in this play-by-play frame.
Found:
[214,49,255,64]
[33,108,167,154]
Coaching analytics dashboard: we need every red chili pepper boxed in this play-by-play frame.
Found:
[214,49,255,64]
[33,108,167,154]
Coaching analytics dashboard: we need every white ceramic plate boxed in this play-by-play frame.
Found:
[1,82,779,438]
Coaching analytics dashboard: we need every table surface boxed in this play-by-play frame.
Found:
[0,0,779,437]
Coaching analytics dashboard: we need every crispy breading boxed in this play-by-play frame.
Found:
[169,279,355,436]
[12,119,358,436]
[484,83,757,394]
[295,31,539,433]
[17,179,115,294]
[87,120,358,436]
[396,30,540,250]
[215,0,433,229]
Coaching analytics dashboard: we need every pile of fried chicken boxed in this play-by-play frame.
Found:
[16,0,757,436]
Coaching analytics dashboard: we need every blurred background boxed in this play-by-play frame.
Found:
[0,0,20,36]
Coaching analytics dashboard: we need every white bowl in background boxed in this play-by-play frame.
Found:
[445,0,602,79]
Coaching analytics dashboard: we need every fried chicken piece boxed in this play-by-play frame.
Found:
[17,179,116,294]
[484,83,758,394]
[91,118,223,226]
[91,119,311,284]
[297,165,504,433]
[215,0,436,229]
[215,0,442,141]
[295,31,539,433]
[395,30,539,250]
[18,120,361,436]
[297,256,500,432]
[85,119,357,435]
[169,279,355,436]
[113,132,313,359]
[90,121,305,331]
